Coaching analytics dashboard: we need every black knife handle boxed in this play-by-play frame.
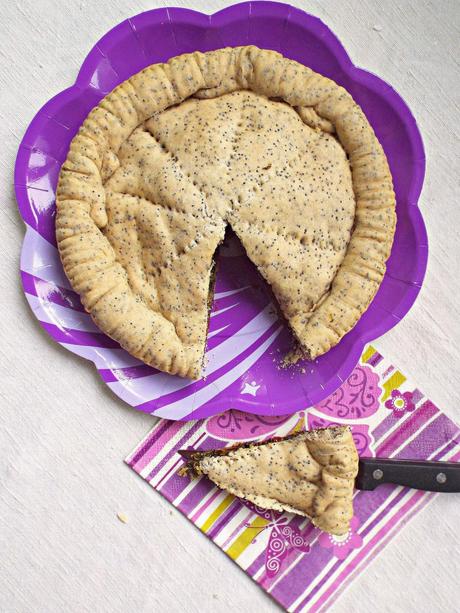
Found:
[356,457,460,492]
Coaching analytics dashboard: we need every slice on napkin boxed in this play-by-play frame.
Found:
[179,425,358,535]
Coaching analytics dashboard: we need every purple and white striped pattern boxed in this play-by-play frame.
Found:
[126,347,460,613]
[15,3,428,420]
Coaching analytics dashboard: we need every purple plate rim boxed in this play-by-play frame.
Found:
[14,1,427,420]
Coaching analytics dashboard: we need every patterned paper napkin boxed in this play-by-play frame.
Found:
[126,346,460,612]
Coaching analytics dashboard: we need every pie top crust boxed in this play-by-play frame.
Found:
[179,425,359,535]
[56,46,396,378]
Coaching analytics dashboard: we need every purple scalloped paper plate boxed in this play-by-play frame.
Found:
[15,2,427,421]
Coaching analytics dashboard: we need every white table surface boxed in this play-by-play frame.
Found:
[1,1,459,611]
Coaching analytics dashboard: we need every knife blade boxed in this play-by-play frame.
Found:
[356,457,460,492]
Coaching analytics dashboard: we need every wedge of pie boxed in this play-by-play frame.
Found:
[56,46,396,378]
[179,425,359,535]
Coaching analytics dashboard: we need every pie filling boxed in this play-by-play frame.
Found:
[203,254,218,371]
[56,47,396,378]
[179,425,359,535]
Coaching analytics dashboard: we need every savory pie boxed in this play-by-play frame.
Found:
[179,425,359,535]
[56,46,396,379]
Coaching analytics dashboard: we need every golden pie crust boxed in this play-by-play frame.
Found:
[179,425,359,535]
[56,46,396,378]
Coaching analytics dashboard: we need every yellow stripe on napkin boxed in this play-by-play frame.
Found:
[226,517,270,560]
[382,371,407,400]
[201,494,234,533]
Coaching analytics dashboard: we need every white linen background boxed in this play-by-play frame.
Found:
[0,1,459,611]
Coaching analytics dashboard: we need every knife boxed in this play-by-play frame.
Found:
[356,457,460,492]
[180,449,460,493]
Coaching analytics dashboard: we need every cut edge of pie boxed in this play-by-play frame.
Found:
[178,424,359,535]
[56,46,396,379]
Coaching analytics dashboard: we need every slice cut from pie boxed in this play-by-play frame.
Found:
[56,46,396,379]
[179,425,358,535]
